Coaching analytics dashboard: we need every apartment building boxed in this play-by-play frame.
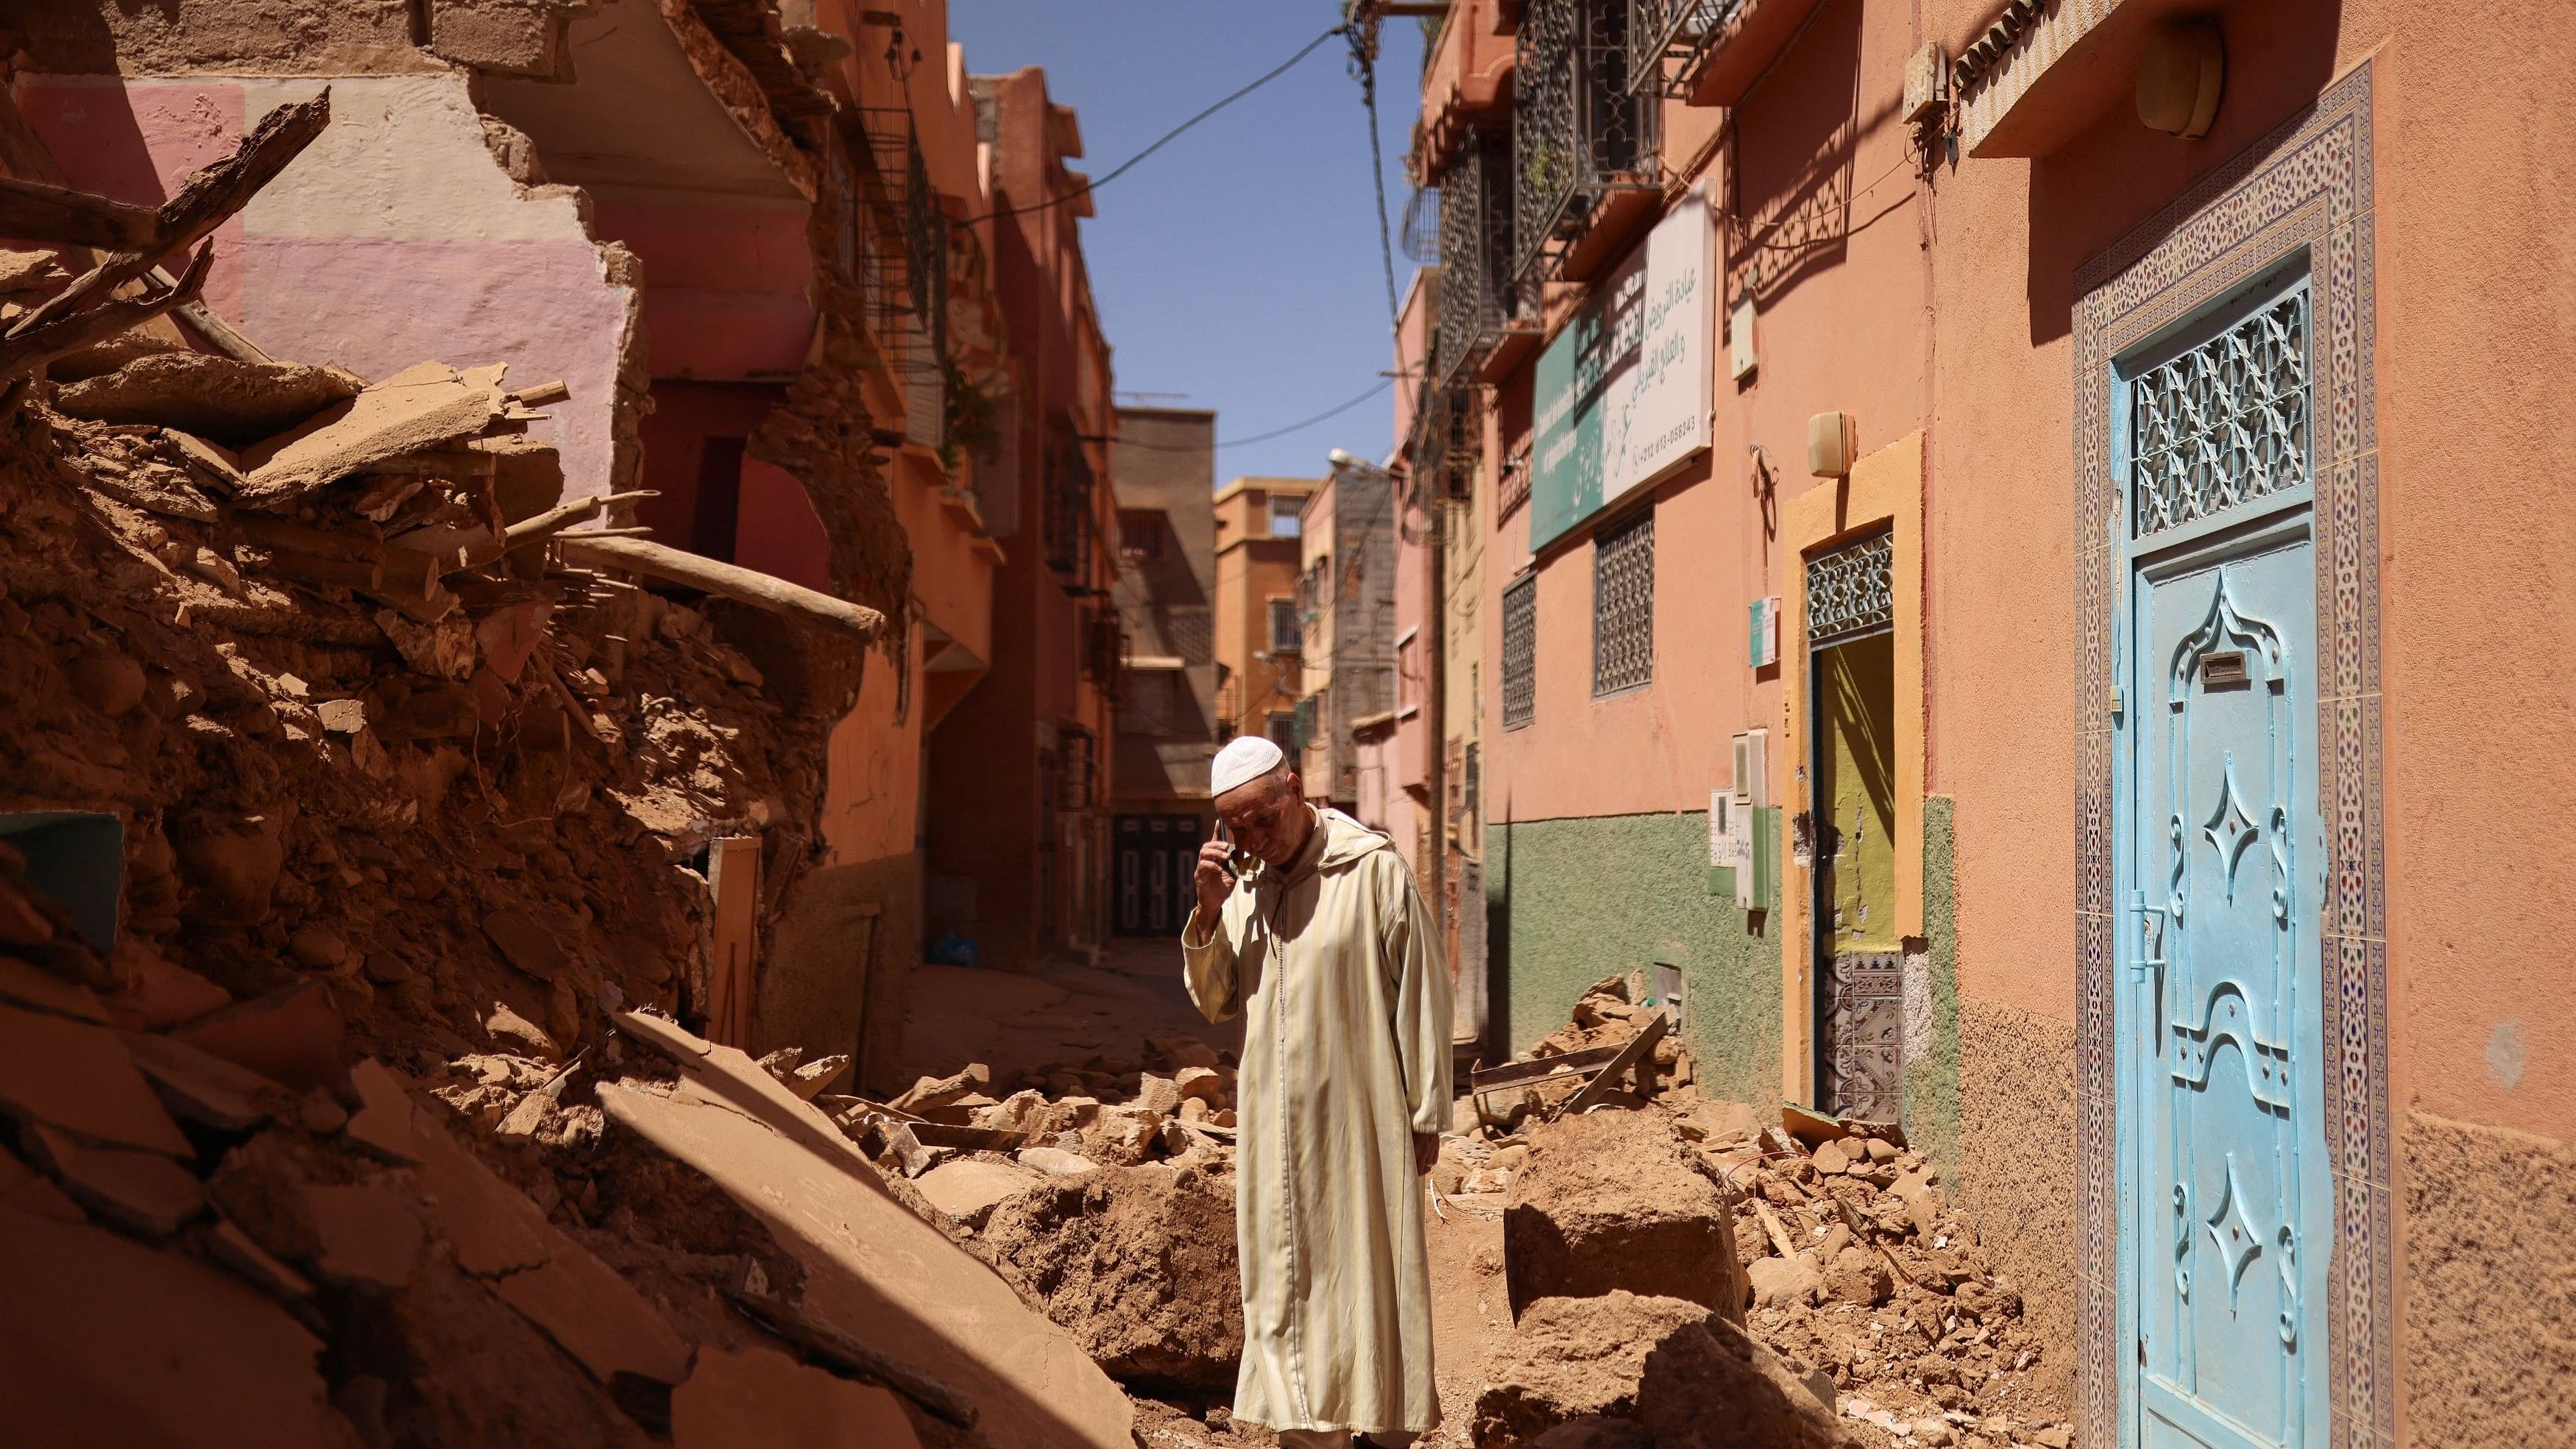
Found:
[1105,405,1217,937]
[1211,475,1320,759]
[1402,2,2576,1443]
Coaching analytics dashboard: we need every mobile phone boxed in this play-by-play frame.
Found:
[1214,820,1250,877]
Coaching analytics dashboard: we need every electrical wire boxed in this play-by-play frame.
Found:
[1105,377,1396,453]
[969,24,1352,225]
[1346,22,1404,330]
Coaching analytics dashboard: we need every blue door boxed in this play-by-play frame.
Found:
[2116,272,2330,1448]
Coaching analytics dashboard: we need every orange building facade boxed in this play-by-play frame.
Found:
[1405,1,2576,1445]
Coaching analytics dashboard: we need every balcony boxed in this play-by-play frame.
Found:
[1515,0,1660,286]
[1041,421,1096,589]
[1627,0,1818,108]
[1408,378,1478,504]
[1434,130,1542,392]
[853,108,948,454]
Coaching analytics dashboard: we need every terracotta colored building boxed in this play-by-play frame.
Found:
[1211,475,1320,757]
[1290,463,1396,818]
[919,65,1120,973]
[1405,1,2576,1445]
[1105,405,1217,937]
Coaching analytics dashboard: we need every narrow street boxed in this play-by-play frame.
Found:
[0,2,2569,1448]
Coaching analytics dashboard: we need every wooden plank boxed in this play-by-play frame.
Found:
[1555,1010,1670,1117]
[1469,1043,1623,1096]
[1751,1197,1802,1260]
[13,91,332,339]
[905,1122,1041,1152]
[559,534,885,641]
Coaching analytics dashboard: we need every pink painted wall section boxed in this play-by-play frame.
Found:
[590,200,814,381]
[15,78,247,321]
[732,458,832,595]
[16,74,632,504]
[822,620,921,867]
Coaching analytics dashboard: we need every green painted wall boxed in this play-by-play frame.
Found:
[1908,795,1961,1185]
[1485,811,1780,1107]
[1484,796,1962,1172]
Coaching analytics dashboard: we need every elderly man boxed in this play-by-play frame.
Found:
[1182,735,1452,1449]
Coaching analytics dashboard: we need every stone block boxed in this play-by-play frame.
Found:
[1504,1108,1748,1323]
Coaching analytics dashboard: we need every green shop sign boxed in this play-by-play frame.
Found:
[1529,196,1714,550]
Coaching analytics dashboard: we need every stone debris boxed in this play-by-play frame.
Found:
[1471,1290,1846,1448]
[0,140,1079,1449]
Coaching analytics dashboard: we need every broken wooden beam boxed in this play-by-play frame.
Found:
[556,534,884,641]
[1556,1009,1670,1116]
[0,176,157,250]
[1469,1044,1624,1100]
[0,243,211,388]
[13,91,331,339]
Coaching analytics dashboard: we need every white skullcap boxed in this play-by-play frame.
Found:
[1211,735,1286,798]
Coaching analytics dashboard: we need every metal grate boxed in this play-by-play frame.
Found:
[1041,419,1094,584]
[1627,0,1748,97]
[1409,380,1477,502]
[1516,0,1657,284]
[1592,509,1655,695]
[1501,574,1538,729]
[856,110,948,452]
[1436,130,1521,392]
[2129,287,2310,538]
[1401,183,1441,264]
[1805,531,1892,646]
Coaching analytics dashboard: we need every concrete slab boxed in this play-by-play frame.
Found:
[598,1074,1133,1449]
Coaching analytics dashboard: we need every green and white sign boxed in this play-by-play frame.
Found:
[1529,196,1715,550]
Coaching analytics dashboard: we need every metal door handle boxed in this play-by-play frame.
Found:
[2129,891,2170,979]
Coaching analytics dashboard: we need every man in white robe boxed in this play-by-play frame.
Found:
[1183,737,1452,1449]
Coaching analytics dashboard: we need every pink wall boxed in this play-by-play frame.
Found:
[589,200,813,381]
[18,75,631,503]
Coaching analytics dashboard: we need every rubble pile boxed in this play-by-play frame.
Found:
[1423,976,2072,1449]
[0,100,1154,1449]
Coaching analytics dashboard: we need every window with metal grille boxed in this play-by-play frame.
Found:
[1501,574,1538,729]
[1805,530,1892,645]
[1268,495,1303,537]
[1041,422,1094,582]
[1267,711,1298,753]
[1627,0,1751,100]
[1058,729,1096,810]
[1436,130,1521,390]
[1592,509,1654,695]
[1515,0,1658,285]
[1119,510,1164,560]
[1267,598,1300,653]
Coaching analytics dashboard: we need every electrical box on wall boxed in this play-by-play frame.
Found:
[1808,410,1858,477]
[1733,728,1770,809]
[1746,806,1779,910]
[1729,296,1758,380]
[1748,596,1780,668]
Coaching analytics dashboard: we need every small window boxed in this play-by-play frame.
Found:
[1267,598,1300,654]
[1267,711,1298,753]
[1269,495,1304,538]
[1119,510,1164,561]
[1501,573,1536,729]
[1593,509,1654,697]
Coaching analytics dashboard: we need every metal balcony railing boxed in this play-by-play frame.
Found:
[1041,422,1095,586]
[1408,377,1477,504]
[1627,0,1749,98]
[1515,0,1659,284]
[854,109,949,452]
[1434,130,1524,394]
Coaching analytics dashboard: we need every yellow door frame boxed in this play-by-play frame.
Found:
[1777,431,1926,1109]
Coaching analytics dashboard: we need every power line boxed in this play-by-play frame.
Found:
[969,24,1351,226]
[1345,21,1404,330]
[1102,377,1395,453]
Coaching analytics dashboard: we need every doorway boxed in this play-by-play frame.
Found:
[1806,529,1899,1123]
[2113,270,2329,1448]
[1112,813,1205,936]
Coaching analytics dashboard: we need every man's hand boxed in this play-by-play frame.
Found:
[1192,837,1236,923]
[1413,1131,1440,1176]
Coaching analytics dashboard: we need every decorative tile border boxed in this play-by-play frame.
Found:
[2070,64,2385,1449]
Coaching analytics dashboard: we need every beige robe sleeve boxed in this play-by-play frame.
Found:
[1182,893,1249,1024]
[1376,855,1454,1136]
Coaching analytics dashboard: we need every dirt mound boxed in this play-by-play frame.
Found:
[976,1161,1245,1393]
[1504,1108,1745,1323]
[1471,1290,1847,1448]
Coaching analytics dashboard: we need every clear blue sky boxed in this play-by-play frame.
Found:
[948,3,1426,483]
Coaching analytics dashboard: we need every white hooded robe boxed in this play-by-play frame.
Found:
[1181,807,1453,1436]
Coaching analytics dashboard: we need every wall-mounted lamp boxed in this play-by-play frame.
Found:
[1807,411,1857,478]
[2137,21,2224,140]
